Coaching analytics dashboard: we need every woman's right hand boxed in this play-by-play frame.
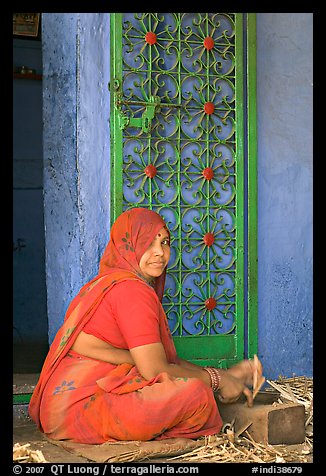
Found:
[217,369,254,407]
[226,357,263,387]
[216,356,263,407]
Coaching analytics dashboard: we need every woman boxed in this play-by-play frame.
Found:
[29,207,262,444]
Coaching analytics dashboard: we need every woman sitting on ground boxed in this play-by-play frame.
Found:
[29,207,262,444]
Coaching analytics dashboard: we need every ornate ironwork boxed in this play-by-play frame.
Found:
[110,13,254,365]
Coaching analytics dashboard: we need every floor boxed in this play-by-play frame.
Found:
[14,420,90,463]
[13,345,313,465]
[13,403,313,464]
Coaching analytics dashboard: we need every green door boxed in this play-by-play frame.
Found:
[110,13,257,368]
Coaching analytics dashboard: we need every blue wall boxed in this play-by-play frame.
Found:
[39,13,312,379]
[42,13,111,342]
[256,13,313,378]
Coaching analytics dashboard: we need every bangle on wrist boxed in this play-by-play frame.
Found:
[204,366,221,392]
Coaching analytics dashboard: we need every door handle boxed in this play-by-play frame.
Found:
[113,78,181,134]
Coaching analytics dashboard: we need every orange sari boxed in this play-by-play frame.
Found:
[29,208,222,443]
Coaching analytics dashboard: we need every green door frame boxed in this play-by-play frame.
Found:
[109,13,257,368]
[246,13,258,359]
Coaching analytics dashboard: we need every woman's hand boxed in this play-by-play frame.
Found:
[215,356,263,407]
[217,369,254,407]
[227,357,263,387]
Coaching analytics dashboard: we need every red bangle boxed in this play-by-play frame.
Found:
[204,366,221,392]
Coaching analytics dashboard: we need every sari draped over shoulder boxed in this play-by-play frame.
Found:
[29,208,222,443]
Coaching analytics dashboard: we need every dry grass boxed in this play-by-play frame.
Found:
[167,376,313,463]
[13,443,48,463]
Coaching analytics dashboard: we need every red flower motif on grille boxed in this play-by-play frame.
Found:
[203,102,215,115]
[203,36,214,50]
[144,164,157,178]
[203,232,215,247]
[202,167,214,180]
[205,297,217,311]
[145,32,157,45]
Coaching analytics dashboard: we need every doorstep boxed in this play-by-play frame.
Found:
[13,373,39,404]
[13,373,39,425]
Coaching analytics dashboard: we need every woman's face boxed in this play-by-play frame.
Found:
[139,227,170,282]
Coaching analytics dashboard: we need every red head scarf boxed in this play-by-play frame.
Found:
[99,207,169,301]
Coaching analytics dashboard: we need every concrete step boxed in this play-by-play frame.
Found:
[13,373,39,425]
[13,373,39,402]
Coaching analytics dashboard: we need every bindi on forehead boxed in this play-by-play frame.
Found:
[156,232,169,239]
[156,226,169,238]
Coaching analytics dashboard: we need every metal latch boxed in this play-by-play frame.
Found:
[112,78,182,134]
[113,79,161,134]
[119,95,161,134]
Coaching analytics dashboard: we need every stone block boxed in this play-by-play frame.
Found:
[217,391,306,445]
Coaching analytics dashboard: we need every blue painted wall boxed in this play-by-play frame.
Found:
[38,13,313,379]
[42,13,111,342]
[256,13,313,378]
